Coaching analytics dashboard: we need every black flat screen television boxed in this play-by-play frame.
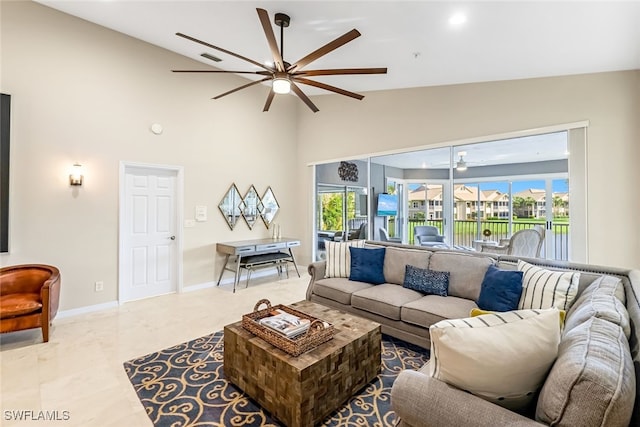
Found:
[1,93,10,253]
[376,193,398,216]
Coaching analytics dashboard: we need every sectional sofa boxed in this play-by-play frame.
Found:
[305,240,640,426]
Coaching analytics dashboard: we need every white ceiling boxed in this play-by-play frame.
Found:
[371,131,568,169]
[36,1,640,97]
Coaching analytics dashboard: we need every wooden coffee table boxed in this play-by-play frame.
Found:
[223,300,382,427]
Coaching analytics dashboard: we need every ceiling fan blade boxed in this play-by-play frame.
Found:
[176,32,272,72]
[172,70,271,75]
[290,82,319,113]
[294,67,387,77]
[293,77,364,100]
[213,77,271,100]
[256,8,285,72]
[287,29,361,73]
[263,90,276,112]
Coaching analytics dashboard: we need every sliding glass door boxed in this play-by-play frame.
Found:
[315,184,368,260]
[454,177,569,260]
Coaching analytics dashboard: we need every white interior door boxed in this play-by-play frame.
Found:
[120,164,180,302]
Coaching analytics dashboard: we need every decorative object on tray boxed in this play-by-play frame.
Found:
[259,308,311,338]
[242,299,334,356]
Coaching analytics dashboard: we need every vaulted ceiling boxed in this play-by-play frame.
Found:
[36,1,640,96]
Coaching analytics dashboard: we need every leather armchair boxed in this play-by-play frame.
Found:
[0,264,61,342]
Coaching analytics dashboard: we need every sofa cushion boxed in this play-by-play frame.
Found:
[428,252,494,301]
[518,260,579,311]
[324,240,365,278]
[352,284,423,320]
[403,265,449,296]
[401,295,478,328]
[429,308,562,412]
[383,246,431,285]
[477,265,523,312]
[349,247,386,284]
[312,278,373,305]
[536,317,635,427]
[565,275,630,338]
[0,293,43,318]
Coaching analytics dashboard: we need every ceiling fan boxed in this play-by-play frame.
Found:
[172,8,387,113]
[456,151,468,171]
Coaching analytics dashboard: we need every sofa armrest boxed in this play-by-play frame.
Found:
[391,370,544,427]
[306,261,326,300]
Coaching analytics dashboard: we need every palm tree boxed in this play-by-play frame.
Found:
[524,196,537,217]
[512,196,525,217]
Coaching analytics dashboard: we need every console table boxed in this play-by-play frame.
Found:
[216,238,301,292]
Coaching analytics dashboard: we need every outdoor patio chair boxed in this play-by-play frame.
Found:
[414,225,445,246]
[480,227,544,257]
[379,227,402,243]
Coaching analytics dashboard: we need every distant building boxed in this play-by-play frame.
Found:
[408,185,569,220]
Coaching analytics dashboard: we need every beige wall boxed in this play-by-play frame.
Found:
[1,2,300,310]
[297,71,640,269]
[2,3,638,314]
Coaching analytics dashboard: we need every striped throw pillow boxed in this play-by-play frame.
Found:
[324,240,366,278]
[429,308,562,412]
[517,260,579,311]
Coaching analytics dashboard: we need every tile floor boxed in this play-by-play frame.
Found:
[0,274,309,427]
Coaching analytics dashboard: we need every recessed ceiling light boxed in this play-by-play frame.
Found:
[449,13,467,26]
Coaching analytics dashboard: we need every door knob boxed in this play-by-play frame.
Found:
[169,236,175,240]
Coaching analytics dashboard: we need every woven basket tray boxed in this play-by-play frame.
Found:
[242,299,335,356]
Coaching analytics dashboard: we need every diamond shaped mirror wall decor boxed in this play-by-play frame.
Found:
[218,183,242,230]
[259,187,280,229]
[241,185,261,230]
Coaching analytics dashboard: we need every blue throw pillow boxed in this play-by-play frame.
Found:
[403,265,449,296]
[349,247,386,285]
[477,265,524,312]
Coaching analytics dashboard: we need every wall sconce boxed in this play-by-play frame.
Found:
[69,163,83,186]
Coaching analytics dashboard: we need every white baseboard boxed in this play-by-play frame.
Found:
[57,301,119,319]
[57,269,291,318]
[182,281,216,292]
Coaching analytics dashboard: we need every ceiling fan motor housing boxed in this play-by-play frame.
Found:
[274,13,290,27]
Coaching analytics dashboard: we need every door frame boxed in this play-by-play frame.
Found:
[118,161,184,304]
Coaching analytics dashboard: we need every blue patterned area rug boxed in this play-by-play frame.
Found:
[123,331,429,427]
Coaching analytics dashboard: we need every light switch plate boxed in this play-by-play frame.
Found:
[184,219,195,228]
[195,205,207,222]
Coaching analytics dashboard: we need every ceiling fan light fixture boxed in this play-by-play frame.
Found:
[456,150,467,171]
[272,76,291,94]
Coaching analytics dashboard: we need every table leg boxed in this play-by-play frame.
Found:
[234,255,242,293]
[216,254,231,287]
[288,248,301,278]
